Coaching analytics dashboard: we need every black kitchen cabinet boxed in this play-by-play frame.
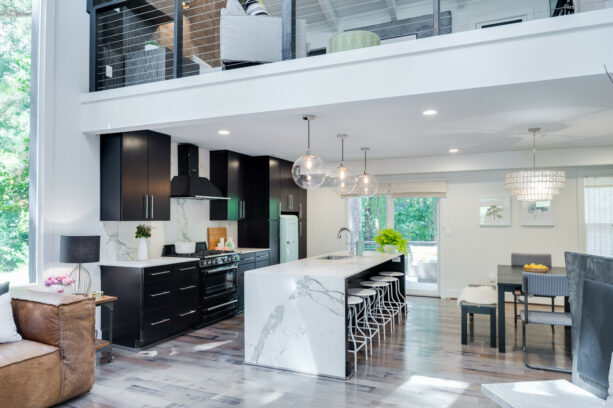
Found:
[210,150,248,221]
[237,250,270,313]
[100,261,199,348]
[298,187,307,259]
[280,160,298,212]
[100,130,170,221]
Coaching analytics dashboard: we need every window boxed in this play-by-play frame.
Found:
[584,176,613,257]
[360,196,387,250]
[1,0,32,285]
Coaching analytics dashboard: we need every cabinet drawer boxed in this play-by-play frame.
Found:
[144,265,175,282]
[239,252,256,264]
[174,302,199,331]
[144,279,173,311]
[175,264,198,288]
[256,251,270,261]
[142,307,173,342]
[255,260,269,269]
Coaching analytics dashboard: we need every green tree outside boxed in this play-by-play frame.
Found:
[1,0,31,276]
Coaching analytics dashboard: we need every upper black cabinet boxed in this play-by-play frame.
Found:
[280,160,298,212]
[100,130,171,221]
[210,150,248,221]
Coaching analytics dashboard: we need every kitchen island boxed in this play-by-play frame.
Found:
[244,251,405,379]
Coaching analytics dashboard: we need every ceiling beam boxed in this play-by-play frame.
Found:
[386,0,398,21]
[318,0,339,31]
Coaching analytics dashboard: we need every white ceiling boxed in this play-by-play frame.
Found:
[157,74,613,163]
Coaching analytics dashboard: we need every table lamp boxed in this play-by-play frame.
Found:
[60,235,100,295]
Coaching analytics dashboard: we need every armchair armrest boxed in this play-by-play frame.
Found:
[11,290,95,403]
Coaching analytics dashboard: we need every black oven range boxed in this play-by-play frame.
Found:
[163,242,240,326]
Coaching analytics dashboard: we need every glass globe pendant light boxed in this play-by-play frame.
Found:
[356,147,378,197]
[331,134,357,195]
[505,128,566,201]
[292,115,327,189]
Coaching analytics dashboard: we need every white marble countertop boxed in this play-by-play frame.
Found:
[246,251,402,279]
[236,248,270,254]
[99,257,200,268]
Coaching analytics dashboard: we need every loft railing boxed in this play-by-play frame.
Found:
[87,0,596,92]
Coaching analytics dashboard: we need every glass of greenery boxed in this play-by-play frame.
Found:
[373,228,408,254]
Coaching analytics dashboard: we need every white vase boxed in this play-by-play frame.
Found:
[144,44,159,51]
[137,238,148,261]
[383,245,398,254]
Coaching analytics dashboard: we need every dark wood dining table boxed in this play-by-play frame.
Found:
[497,264,568,353]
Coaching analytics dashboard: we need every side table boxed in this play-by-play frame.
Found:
[95,295,117,363]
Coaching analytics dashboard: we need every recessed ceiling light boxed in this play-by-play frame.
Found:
[422,109,438,116]
[449,148,459,153]
[218,130,230,135]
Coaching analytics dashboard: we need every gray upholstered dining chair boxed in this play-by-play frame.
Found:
[511,253,553,328]
[521,272,572,373]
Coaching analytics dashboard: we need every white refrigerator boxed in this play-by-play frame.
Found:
[280,214,299,263]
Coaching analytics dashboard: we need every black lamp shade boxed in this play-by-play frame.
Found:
[60,235,100,264]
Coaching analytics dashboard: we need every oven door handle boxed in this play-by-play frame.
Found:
[206,265,237,274]
[207,299,238,312]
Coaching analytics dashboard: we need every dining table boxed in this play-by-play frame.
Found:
[497,264,569,353]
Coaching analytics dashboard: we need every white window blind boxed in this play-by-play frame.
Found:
[343,181,447,198]
[584,176,613,257]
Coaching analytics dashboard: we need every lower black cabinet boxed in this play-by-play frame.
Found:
[237,250,270,313]
[101,260,199,348]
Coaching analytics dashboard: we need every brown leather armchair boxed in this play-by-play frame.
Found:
[0,290,95,408]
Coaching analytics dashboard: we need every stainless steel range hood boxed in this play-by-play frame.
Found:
[171,144,229,200]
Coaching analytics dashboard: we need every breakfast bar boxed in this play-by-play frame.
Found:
[244,251,405,379]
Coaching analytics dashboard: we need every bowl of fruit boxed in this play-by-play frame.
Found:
[523,263,549,273]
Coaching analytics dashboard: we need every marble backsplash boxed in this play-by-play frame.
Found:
[100,143,237,261]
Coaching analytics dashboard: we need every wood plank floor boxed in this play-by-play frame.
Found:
[60,298,571,408]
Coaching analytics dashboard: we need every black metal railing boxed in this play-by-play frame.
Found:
[87,0,580,92]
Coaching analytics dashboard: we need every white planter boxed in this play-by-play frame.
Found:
[137,238,149,261]
[383,245,398,254]
[144,44,159,51]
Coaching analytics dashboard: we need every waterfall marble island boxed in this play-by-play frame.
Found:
[244,251,405,379]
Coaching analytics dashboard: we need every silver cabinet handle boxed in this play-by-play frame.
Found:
[178,285,197,291]
[179,266,196,271]
[150,291,170,297]
[207,299,238,312]
[150,270,170,276]
[299,203,303,219]
[150,318,170,326]
[144,195,149,219]
[150,195,154,219]
[289,194,294,210]
[179,310,196,317]
[299,221,302,237]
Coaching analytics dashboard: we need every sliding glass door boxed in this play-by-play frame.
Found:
[584,176,613,257]
[394,198,439,295]
[352,196,440,296]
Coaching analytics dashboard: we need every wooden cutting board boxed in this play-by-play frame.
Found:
[207,227,227,249]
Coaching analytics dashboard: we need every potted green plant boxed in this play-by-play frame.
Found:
[135,224,152,261]
[373,228,408,254]
[144,40,159,51]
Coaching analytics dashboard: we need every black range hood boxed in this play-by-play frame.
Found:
[171,144,229,200]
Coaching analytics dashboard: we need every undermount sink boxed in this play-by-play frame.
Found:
[318,255,351,260]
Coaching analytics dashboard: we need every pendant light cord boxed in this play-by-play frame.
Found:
[341,138,345,165]
[364,149,367,174]
[307,119,311,151]
[532,130,536,169]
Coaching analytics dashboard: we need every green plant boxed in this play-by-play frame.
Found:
[135,224,152,239]
[144,40,159,47]
[373,228,408,254]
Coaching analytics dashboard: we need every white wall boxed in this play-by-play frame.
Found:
[306,188,347,257]
[37,0,235,290]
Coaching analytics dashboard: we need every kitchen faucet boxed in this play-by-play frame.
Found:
[337,227,356,257]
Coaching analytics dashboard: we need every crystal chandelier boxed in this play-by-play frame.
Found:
[292,115,327,189]
[356,147,378,197]
[330,134,357,195]
[505,128,566,201]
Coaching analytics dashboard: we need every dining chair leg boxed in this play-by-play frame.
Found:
[551,297,555,332]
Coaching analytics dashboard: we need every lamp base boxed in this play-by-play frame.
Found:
[70,264,92,296]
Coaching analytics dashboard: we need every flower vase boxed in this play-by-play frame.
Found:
[50,284,65,293]
[137,238,148,261]
[383,245,398,254]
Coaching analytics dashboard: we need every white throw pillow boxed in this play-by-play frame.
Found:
[607,352,613,407]
[0,292,22,343]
